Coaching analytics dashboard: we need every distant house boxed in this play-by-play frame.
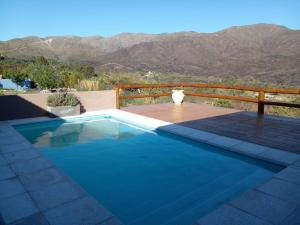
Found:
[0,77,32,90]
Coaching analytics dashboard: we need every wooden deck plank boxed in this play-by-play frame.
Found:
[123,102,300,153]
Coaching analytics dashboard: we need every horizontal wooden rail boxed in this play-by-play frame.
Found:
[119,93,171,99]
[264,89,300,95]
[184,92,258,103]
[263,101,300,108]
[114,83,300,115]
[115,83,260,92]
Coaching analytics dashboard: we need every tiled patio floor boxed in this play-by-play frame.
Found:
[123,102,300,153]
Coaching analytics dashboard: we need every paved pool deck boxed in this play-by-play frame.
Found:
[0,119,123,225]
[123,102,300,154]
[1,109,300,225]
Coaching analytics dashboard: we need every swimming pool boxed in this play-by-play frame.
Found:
[15,115,283,225]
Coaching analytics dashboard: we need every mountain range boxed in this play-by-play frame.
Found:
[1,24,300,85]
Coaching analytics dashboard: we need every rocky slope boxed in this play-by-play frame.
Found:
[1,24,300,84]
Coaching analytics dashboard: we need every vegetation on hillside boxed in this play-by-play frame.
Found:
[0,56,299,118]
[0,56,95,89]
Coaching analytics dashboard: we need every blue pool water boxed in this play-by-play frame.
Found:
[15,116,283,225]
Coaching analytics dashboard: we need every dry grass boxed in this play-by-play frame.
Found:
[78,80,100,91]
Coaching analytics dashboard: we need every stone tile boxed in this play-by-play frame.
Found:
[259,149,300,166]
[19,167,65,191]
[0,124,13,133]
[0,178,26,199]
[98,217,124,225]
[230,142,269,156]
[11,157,54,175]
[0,122,9,126]
[229,190,298,225]
[166,126,197,136]
[184,130,219,143]
[0,192,39,224]
[29,180,86,210]
[8,117,51,126]
[255,140,295,154]
[274,167,300,186]
[0,135,27,146]
[158,124,184,131]
[0,130,17,138]
[0,154,7,166]
[9,213,50,225]
[0,142,33,154]
[257,178,300,204]
[44,196,113,225]
[206,136,243,148]
[279,207,300,225]
[3,149,41,164]
[0,131,16,139]
[0,165,16,180]
[196,204,271,225]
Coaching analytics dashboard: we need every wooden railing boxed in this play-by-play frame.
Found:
[114,83,300,114]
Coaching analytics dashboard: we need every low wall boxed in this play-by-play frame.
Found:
[0,90,116,121]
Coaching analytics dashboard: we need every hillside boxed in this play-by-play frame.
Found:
[1,24,300,85]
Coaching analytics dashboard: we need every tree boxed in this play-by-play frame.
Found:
[74,64,95,79]
[30,65,62,89]
[61,70,80,88]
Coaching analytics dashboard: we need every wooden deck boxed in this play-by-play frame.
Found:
[123,102,300,153]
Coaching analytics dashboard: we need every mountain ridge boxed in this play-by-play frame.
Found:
[1,24,300,84]
[1,23,297,41]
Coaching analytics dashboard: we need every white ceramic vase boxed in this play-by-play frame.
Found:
[172,90,184,104]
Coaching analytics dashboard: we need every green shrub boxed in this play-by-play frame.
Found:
[47,93,79,107]
[213,99,233,108]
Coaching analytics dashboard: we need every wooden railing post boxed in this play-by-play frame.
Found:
[115,87,120,109]
[258,90,265,115]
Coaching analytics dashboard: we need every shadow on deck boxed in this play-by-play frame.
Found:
[122,102,300,153]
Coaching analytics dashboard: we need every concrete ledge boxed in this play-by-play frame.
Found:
[257,178,300,205]
[195,204,271,225]
[228,189,298,224]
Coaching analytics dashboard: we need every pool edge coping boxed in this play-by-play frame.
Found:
[7,109,300,167]
[1,109,300,225]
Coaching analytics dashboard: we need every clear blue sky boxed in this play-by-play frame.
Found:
[1,0,299,40]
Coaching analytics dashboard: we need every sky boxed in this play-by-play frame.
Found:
[0,0,299,40]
